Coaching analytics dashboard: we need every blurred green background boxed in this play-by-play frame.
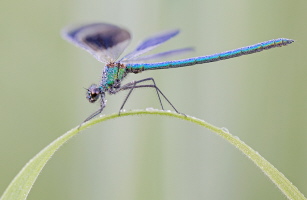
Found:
[0,0,306,199]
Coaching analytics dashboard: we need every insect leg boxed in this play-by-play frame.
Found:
[83,95,106,123]
[118,78,181,114]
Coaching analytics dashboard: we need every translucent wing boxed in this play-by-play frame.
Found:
[123,47,194,63]
[120,29,180,61]
[62,23,131,63]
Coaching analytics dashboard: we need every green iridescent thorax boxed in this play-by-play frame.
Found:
[100,62,127,91]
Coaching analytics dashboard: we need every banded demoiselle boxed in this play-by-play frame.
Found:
[62,23,294,122]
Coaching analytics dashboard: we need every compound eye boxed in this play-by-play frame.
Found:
[86,84,101,103]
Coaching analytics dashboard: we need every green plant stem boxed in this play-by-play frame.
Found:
[0,109,305,200]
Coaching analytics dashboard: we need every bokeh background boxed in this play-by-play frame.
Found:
[1,0,306,199]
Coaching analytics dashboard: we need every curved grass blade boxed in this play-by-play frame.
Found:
[0,110,305,200]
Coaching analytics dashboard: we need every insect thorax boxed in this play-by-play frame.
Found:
[100,62,127,91]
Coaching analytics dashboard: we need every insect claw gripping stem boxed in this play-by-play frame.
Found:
[118,78,183,115]
[81,97,106,125]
